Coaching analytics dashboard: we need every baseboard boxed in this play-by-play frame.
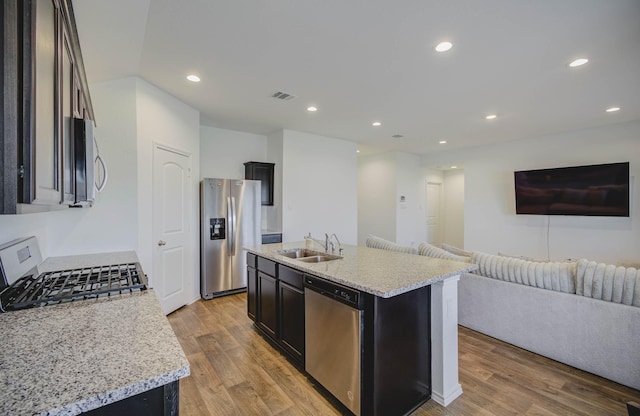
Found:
[431,383,463,407]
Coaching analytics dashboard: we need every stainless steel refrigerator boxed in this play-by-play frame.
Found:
[200,178,261,299]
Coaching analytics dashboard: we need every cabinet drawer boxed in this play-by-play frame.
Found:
[261,233,282,244]
[257,256,277,277]
[247,252,257,268]
[278,265,303,290]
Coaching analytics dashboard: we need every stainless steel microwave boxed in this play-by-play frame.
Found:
[72,117,95,205]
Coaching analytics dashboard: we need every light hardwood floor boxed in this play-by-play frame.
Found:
[167,293,639,415]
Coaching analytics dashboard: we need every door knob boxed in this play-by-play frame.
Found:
[158,240,166,246]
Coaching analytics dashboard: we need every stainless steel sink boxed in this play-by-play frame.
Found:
[277,248,321,259]
[275,248,342,262]
[297,255,341,263]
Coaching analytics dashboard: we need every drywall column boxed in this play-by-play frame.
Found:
[430,275,463,406]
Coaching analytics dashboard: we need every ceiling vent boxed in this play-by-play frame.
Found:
[392,134,404,139]
[271,91,296,101]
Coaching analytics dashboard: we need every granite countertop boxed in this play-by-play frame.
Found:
[246,242,478,298]
[0,252,190,416]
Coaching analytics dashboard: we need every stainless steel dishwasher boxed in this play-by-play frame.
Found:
[304,275,363,416]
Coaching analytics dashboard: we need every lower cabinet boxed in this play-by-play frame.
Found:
[248,254,305,366]
[247,266,257,321]
[257,271,277,339]
[278,280,304,363]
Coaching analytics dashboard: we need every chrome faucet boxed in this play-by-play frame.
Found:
[305,233,329,252]
[329,233,343,255]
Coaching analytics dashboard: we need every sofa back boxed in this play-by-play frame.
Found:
[470,252,576,294]
[576,259,640,307]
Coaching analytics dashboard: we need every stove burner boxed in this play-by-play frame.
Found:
[0,263,147,312]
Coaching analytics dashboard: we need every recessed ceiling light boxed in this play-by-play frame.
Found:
[451,166,457,169]
[356,150,361,153]
[569,58,589,68]
[307,106,318,112]
[372,121,382,127]
[606,107,620,113]
[186,74,201,82]
[435,41,453,52]
[439,140,447,144]
[485,114,497,120]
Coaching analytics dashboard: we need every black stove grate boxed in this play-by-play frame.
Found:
[0,263,147,312]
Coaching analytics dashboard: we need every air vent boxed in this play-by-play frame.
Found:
[392,134,404,139]
[271,91,296,101]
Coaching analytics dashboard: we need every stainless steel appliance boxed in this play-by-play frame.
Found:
[304,275,363,416]
[200,178,261,299]
[0,237,147,312]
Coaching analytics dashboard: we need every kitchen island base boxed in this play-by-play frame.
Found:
[84,381,179,416]
[245,244,476,415]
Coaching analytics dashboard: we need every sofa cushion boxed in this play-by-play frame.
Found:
[417,243,471,262]
[575,259,640,306]
[471,251,576,294]
[441,243,473,258]
[365,234,418,255]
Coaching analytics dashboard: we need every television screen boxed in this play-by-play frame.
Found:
[514,162,630,217]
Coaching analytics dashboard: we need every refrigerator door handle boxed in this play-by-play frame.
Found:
[230,196,237,256]
[226,196,233,255]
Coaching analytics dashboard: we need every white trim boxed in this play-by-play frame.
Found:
[430,274,463,407]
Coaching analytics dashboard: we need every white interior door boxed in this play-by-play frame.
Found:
[153,144,192,315]
[426,182,442,247]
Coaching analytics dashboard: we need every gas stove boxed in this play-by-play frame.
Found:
[0,237,147,312]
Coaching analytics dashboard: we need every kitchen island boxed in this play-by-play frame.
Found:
[0,252,190,416]
[245,242,477,415]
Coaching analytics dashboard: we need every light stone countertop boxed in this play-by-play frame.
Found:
[0,252,190,416]
[246,242,478,297]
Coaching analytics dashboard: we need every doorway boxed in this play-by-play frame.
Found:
[426,182,442,247]
[152,144,193,315]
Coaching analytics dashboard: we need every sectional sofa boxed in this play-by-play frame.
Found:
[365,235,640,390]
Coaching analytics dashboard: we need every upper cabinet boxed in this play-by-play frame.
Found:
[1,0,95,214]
[244,162,275,206]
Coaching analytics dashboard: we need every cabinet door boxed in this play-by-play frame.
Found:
[244,162,274,206]
[60,23,74,203]
[279,281,304,364]
[247,266,257,321]
[257,271,277,338]
[31,0,60,204]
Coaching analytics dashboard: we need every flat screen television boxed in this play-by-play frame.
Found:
[514,162,630,217]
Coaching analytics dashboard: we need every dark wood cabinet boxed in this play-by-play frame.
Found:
[244,162,275,206]
[278,264,304,363]
[250,255,305,366]
[278,281,304,362]
[257,271,277,338]
[246,253,257,321]
[247,267,257,321]
[1,0,94,213]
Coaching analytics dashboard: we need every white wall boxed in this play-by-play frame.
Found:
[422,120,640,265]
[135,78,200,301]
[357,152,425,247]
[200,126,267,180]
[281,130,358,245]
[357,152,396,245]
[395,152,425,247]
[442,169,465,248]
[266,131,284,232]
[0,78,139,259]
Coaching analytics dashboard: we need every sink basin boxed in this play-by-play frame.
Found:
[275,248,342,263]
[297,255,341,263]
[277,248,322,259]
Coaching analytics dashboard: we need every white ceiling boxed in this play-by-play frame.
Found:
[72,0,640,156]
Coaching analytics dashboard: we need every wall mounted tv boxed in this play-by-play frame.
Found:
[514,162,630,217]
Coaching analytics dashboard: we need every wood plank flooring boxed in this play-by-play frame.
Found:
[167,293,639,415]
